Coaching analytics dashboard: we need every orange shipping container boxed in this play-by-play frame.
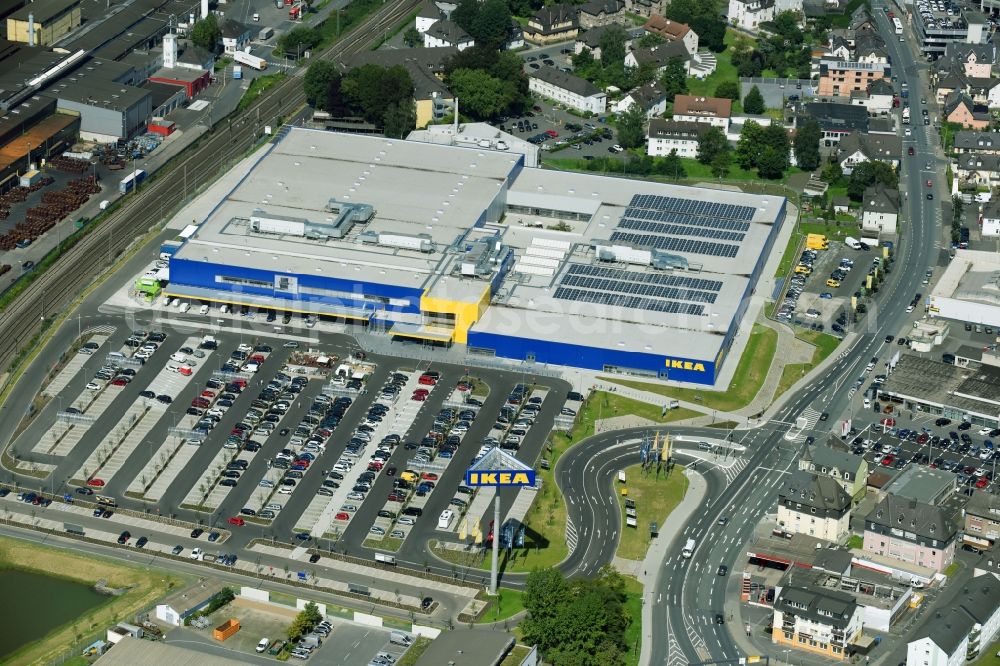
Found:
[213,618,240,641]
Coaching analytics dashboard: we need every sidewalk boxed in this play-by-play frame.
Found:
[638,468,706,666]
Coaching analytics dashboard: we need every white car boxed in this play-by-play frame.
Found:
[265,503,283,511]
[199,304,209,315]
[278,485,294,494]
[237,343,253,353]
[86,381,100,390]
[258,479,275,488]
[283,341,299,348]
[190,547,203,560]
[256,638,270,653]
[979,427,993,436]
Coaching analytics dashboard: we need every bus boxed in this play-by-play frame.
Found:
[893,17,903,34]
[95,495,117,507]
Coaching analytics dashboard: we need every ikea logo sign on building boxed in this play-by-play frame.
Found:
[465,470,537,487]
[666,358,706,372]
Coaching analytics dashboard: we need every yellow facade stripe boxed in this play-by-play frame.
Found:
[391,329,455,343]
[420,283,491,345]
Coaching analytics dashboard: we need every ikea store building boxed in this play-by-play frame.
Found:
[162,128,786,386]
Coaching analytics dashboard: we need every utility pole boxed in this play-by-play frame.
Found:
[489,495,500,595]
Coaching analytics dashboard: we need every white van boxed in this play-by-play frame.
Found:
[170,352,187,363]
[438,509,454,529]
[179,301,190,313]
[199,304,209,315]
[220,304,230,314]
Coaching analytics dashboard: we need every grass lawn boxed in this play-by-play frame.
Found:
[315,0,384,48]
[944,561,961,577]
[476,588,526,624]
[686,31,745,101]
[774,330,842,400]
[500,646,534,666]
[433,393,700,573]
[396,636,433,666]
[616,464,688,561]
[363,537,403,552]
[0,535,186,666]
[604,324,778,413]
[845,534,864,549]
[237,73,287,113]
[975,638,1000,666]
[623,576,644,666]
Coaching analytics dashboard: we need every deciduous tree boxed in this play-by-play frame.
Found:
[303,60,338,109]
[616,103,647,150]
[793,118,822,170]
[696,126,729,165]
[191,15,221,52]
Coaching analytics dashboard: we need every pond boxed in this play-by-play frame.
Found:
[0,568,107,659]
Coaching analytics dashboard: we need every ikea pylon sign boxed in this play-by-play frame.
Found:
[465,470,537,487]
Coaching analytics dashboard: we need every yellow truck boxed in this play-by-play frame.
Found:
[806,234,829,250]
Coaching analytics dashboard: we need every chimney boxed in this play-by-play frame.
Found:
[27,13,35,47]
[201,0,209,19]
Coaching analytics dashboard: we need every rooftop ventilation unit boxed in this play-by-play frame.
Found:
[359,231,434,253]
[591,241,689,271]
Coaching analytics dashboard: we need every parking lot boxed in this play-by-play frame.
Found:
[13,286,569,566]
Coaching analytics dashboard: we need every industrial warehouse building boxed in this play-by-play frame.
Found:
[162,128,786,385]
[929,250,1000,328]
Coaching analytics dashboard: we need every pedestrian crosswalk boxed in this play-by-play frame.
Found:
[785,407,822,443]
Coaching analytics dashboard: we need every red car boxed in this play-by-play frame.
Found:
[456,382,471,392]
[418,375,436,386]
[917,433,929,445]
[880,417,896,427]
[334,512,350,521]
[228,517,245,526]
[421,472,439,481]
[881,455,894,467]
[544,129,558,138]
[201,390,216,398]
[907,146,914,156]
[411,392,427,401]
[87,478,106,487]
[975,476,990,488]
[368,462,383,471]
[110,378,129,387]
[387,493,405,502]
[926,179,933,187]
[294,459,311,468]
[192,398,210,408]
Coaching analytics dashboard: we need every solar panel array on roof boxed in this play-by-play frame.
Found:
[567,264,723,292]
[553,287,705,315]
[561,274,717,304]
[615,194,751,258]
[552,264,717,315]
[610,231,740,258]
[629,194,756,221]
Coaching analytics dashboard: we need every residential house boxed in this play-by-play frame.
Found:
[944,91,991,129]
[574,25,633,59]
[966,77,1000,109]
[798,445,868,502]
[505,22,525,50]
[415,0,447,32]
[854,32,889,64]
[981,198,1000,237]
[772,584,864,660]
[964,489,1000,551]
[934,69,968,104]
[625,0,667,18]
[860,78,895,115]
[955,152,1000,187]
[623,42,691,76]
[861,186,899,234]
[614,81,667,117]
[341,47,457,128]
[726,113,773,141]
[776,471,852,542]
[528,67,606,114]
[836,130,901,174]
[423,20,474,50]
[863,494,958,573]
[828,35,852,60]
[219,19,251,55]
[954,130,1000,154]
[643,15,699,56]
[727,0,775,31]
[800,101,869,146]
[938,42,996,79]
[578,0,626,29]
[672,94,732,129]
[646,119,709,158]
[905,576,1000,666]
[524,4,579,44]
[817,59,891,97]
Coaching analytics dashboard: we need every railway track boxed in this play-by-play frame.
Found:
[0,0,420,373]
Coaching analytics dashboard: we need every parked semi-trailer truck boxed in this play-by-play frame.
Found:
[233,50,267,70]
